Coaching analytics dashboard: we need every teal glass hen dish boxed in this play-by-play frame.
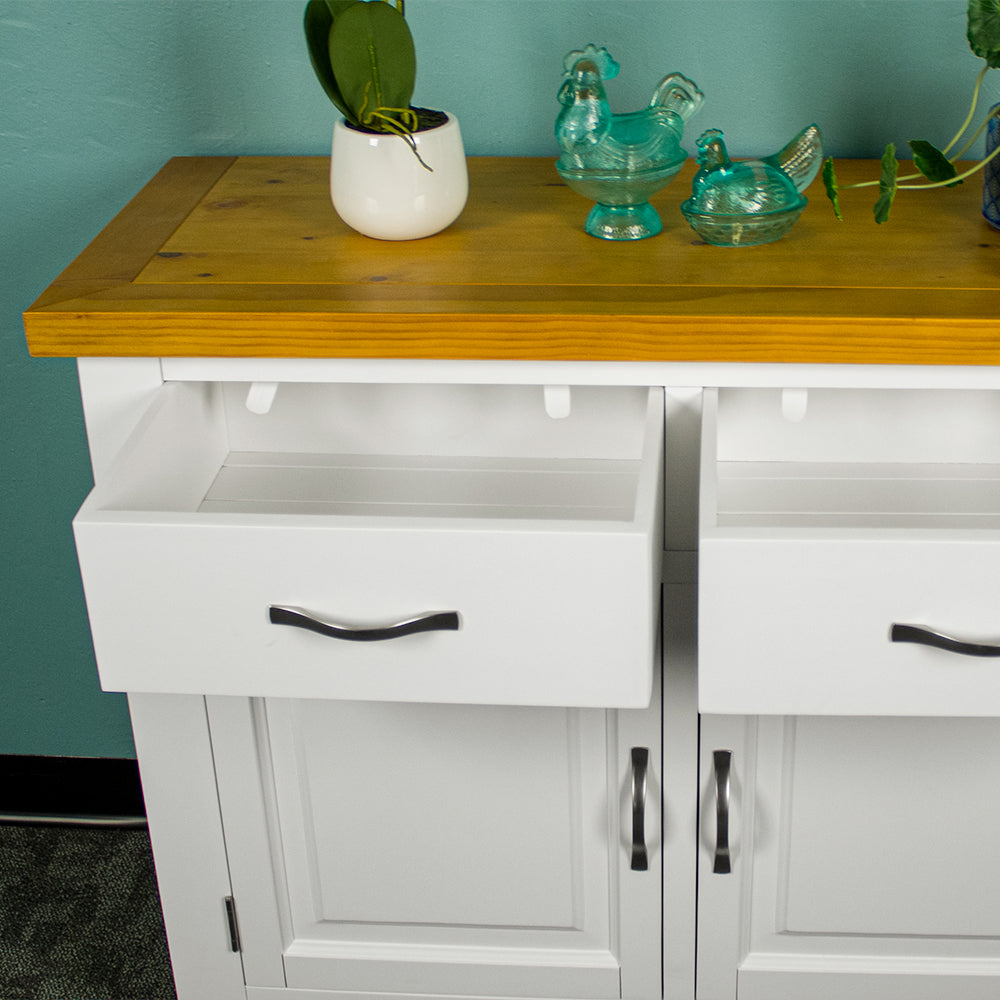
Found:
[680,125,823,246]
[556,46,704,240]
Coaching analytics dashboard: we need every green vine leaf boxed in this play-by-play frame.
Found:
[908,139,960,184]
[968,0,1000,68]
[873,143,899,224]
[822,158,842,220]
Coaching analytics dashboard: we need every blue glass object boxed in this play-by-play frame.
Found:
[983,104,1000,231]
[680,125,823,247]
[555,46,703,240]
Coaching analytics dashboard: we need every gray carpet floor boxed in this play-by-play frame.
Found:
[0,823,177,999]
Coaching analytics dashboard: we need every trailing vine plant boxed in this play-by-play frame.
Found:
[824,0,1000,222]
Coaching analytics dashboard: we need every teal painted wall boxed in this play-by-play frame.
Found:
[2,0,996,757]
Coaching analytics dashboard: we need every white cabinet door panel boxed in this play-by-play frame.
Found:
[778,716,1000,939]
[270,700,603,938]
[697,715,1000,1000]
[210,687,662,999]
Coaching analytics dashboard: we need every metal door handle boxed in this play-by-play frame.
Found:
[891,623,1000,658]
[268,605,460,642]
[713,749,732,874]
[630,747,649,871]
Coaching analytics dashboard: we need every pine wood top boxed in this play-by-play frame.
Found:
[23,155,1000,364]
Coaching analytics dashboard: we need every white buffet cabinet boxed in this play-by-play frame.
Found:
[70,355,1000,1000]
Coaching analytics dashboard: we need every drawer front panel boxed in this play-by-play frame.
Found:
[700,536,1000,715]
[75,517,655,706]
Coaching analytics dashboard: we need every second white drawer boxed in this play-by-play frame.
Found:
[699,386,1000,716]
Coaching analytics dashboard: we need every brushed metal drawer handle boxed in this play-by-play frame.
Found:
[268,605,460,642]
[713,749,732,875]
[630,747,649,872]
[890,623,1000,658]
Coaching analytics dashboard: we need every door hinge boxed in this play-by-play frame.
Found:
[224,895,242,952]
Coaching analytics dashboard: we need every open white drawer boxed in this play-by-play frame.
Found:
[699,386,1000,716]
[74,382,663,707]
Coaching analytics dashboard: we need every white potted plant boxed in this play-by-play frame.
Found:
[304,0,468,240]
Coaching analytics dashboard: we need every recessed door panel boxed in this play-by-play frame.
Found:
[209,690,662,1000]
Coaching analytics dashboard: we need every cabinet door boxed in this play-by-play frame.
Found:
[697,715,1000,1000]
[209,690,661,999]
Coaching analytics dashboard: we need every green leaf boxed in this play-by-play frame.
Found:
[968,0,1000,68]
[329,0,416,133]
[304,0,350,118]
[822,158,842,220]
[873,143,898,224]
[908,139,960,184]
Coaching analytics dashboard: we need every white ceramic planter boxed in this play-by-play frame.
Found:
[330,112,468,240]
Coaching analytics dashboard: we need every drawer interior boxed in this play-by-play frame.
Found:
[200,452,638,520]
[98,382,659,523]
[707,388,1000,530]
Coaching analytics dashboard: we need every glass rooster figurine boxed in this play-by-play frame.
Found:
[555,45,704,240]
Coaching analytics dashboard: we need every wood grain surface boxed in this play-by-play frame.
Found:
[23,156,1000,363]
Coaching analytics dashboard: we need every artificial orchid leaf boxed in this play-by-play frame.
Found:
[330,0,416,133]
[873,143,898,224]
[908,139,960,184]
[304,0,350,118]
[822,158,842,220]
[968,0,1000,68]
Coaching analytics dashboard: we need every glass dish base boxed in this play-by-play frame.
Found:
[584,202,662,240]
